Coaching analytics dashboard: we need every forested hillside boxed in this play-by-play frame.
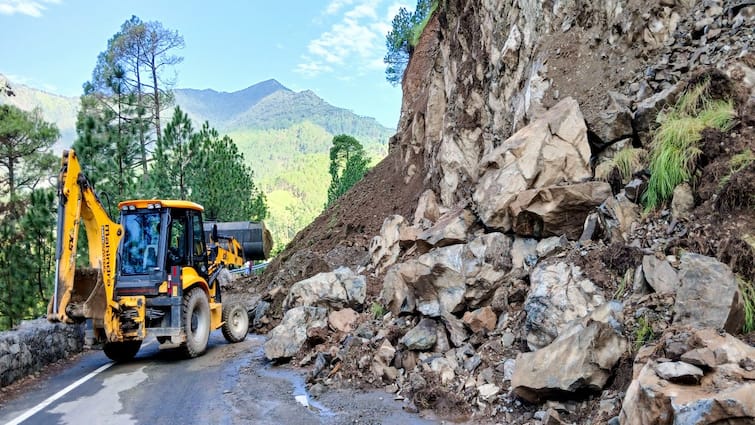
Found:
[0,75,392,251]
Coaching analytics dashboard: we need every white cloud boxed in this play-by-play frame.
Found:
[0,0,60,17]
[324,0,353,15]
[297,0,401,78]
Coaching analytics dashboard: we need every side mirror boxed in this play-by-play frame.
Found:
[211,224,218,243]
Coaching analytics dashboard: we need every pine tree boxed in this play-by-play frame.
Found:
[326,134,370,207]
[148,106,201,199]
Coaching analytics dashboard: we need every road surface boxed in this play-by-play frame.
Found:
[0,332,437,425]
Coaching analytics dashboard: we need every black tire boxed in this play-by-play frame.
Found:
[103,340,142,362]
[180,287,211,358]
[221,301,249,343]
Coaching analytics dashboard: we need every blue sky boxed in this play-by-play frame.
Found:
[0,0,411,128]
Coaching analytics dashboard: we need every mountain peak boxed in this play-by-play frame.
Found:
[237,79,291,95]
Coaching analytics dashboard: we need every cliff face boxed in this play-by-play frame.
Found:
[244,1,755,423]
[394,0,751,206]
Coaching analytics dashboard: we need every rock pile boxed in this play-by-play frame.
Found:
[246,0,755,423]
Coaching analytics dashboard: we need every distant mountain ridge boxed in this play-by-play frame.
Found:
[174,79,390,142]
[0,73,393,250]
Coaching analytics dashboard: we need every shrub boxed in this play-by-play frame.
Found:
[643,80,735,211]
[634,315,655,350]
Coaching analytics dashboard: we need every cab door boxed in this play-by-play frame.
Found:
[189,211,209,280]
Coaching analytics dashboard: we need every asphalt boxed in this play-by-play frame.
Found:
[0,332,439,425]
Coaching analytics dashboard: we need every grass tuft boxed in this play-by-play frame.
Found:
[643,80,735,211]
[739,277,755,333]
[634,314,655,350]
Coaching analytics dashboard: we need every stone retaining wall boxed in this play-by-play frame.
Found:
[0,319,84,387]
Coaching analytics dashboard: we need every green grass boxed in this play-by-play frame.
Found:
[613,269,632,299]
[643,80,735,211]
[409,1,438,47]
[597,147,648,183]
[740,277,755,333]
[720,149,754,188]
[371,301,386,319]
[634,315,655,350]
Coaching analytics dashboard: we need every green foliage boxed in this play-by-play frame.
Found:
[148,106,201,199]
[230,122,387,252]
[739,277,755,333]
[189,123,267,222]
[719,149,754,188]
[643,82,735,211]
[147,107,268,222]
[326,134,370,207]
[0,105,59,201]
[384,0,437,85]
[371,302,386,319]
[634,315,655,350]
[613,148,648,182]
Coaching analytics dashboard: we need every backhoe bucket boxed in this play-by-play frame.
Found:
[204,221,273,260]
[47,267,106,323]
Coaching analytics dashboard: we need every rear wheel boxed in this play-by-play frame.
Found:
[103,340,142,362]
[221,301,249,343]
[180,287,211,358]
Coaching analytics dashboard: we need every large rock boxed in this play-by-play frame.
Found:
[284,267,366,310]
[370,215,408,274]
[400,318,438,351]
[525,262,606,350]
[512,302,627,403]
[473,98,593,233]
[462,306,497,333]
[417,207,474,248]
[673,253,744,333]
[591,91,634,144]
[264,306,328,360]
[413,189,445,226]
[620,328,755,425]
[510,182,613,239]
[642,256,679,294]
[380,232,514,316]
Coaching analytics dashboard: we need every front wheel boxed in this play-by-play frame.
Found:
[221,301,249,343]
[103,340,142,362]
[180,287,211,358]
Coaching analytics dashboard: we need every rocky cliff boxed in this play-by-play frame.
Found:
[237,1,755,423]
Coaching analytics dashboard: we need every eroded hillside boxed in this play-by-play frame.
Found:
[231,1,755,423]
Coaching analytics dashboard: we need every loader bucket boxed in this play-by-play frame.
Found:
[47,267,106,323]
[204,221,273,260]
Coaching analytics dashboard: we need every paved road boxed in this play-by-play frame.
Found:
[0,332,437,425]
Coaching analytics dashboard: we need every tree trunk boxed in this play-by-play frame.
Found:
[152,59,161,141]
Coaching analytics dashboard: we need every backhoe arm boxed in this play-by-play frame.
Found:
[47,149,123,325]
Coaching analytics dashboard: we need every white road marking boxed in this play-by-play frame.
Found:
[4,362,113,425]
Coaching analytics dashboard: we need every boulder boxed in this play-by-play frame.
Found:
[673,253,745,333]
[591,91,634,144]
[381,263,419,315]
[620,329,755,425]
[370,215,408,273]
[415,245,466,316]
[413,189,445,226]
[512,302,627,403]
[462,307,497,334]
[474,98,592,233]
[536,236,569,258]
[417,207,474,248]
[264,306,328,360]
[400,318,438,351]
[671,182,694,218]
[328,308,359,333]
[510,237,538,270]
[284,267,366,310]
[441,313,469,347]
[601,194,640,239]
[510,182,613,239]
[460,232,513,308]
[525,262,606,350]
[372,339,398,382]
[642,255,679,294]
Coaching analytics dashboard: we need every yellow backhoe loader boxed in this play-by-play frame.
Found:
[47,149,271,361]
